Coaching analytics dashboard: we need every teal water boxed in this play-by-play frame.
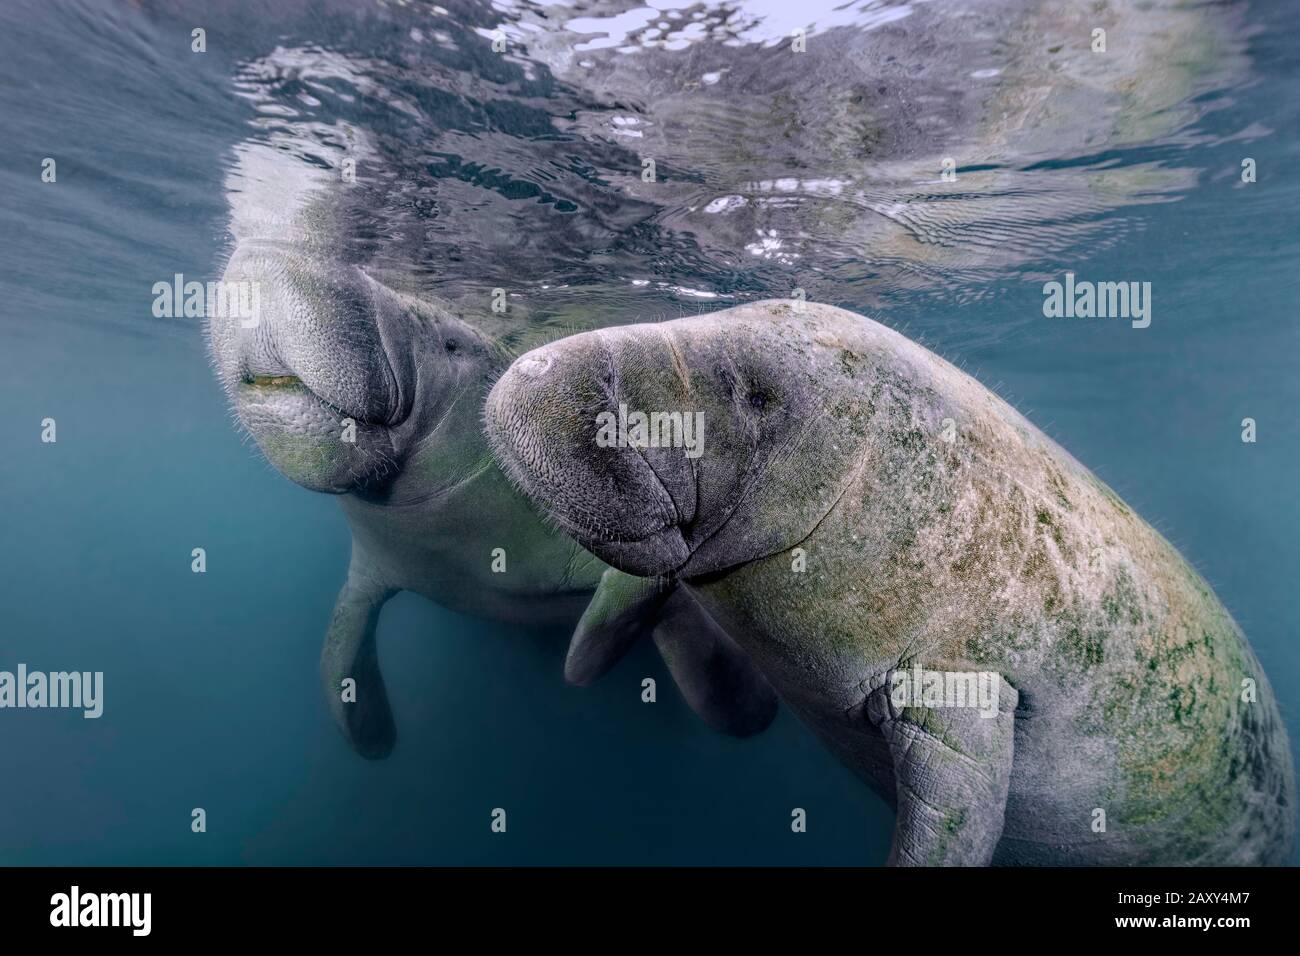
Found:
[0,0,1296,864]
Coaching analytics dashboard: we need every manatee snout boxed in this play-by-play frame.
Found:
[485,330,698,577]
[487,301,907,581]
[212,247,417,493]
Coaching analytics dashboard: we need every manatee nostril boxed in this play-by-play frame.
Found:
[515,353,552,378]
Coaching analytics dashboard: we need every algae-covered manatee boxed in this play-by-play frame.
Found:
[486,300,1293,865]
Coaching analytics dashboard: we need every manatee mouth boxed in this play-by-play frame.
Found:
[517,489,692,578]
[504,458,688,558]
[211,247,423,495]
[232,370,399,494]
[594,522,692,578]
[237,372,389,425]
[236,375,362,429]
[245,374,304,388]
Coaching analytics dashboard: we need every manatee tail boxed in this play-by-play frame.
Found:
[567,568,778,738]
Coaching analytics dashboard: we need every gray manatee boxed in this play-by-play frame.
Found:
[208,134,775,758]
[485,300,1294,865]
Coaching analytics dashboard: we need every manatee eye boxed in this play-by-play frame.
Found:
[748,391,768,411]
[445,340,459,354]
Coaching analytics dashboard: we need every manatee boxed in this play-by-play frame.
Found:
[485,300,1294,865]
[208,131,776,758]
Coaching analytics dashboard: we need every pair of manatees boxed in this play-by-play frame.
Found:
[215,269,1292,865]
[211,247,778,756]
[206,4,1288,862]
[208,135,1293,862]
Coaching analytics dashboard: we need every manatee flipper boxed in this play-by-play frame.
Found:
[566,570,778,737]
[651,588,779,738]
[565,568,672,685]
[320,558,398,760]
[868,673,1018,866]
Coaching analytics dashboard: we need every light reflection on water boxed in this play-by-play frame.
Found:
[1,0,1258,344]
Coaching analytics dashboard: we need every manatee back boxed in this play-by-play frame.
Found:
[696,301,1293,864]
[854,306,1289,863]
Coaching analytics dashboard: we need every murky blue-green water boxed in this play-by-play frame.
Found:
[1,0,1296,864]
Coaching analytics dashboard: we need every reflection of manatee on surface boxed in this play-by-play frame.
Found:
[195,0,1253,350]
[486,301,1294,865]
[511,0,1247,311]
[209,114,776,759]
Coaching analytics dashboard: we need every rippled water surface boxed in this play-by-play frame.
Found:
[1,0,1297,863]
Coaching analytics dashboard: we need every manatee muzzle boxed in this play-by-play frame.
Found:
[215,247,414,493]
[484,336,697,577]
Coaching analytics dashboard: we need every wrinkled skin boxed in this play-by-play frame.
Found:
[486,300,1294,865]
[209,139,776,758]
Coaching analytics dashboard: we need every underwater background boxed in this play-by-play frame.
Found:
[0,0,1296,865]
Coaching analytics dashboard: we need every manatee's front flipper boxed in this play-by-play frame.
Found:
[320,560,397,760]
[566,570,778,737]
[565,568,672,685]
[652,588,779,738]
[866,671,1018,866]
